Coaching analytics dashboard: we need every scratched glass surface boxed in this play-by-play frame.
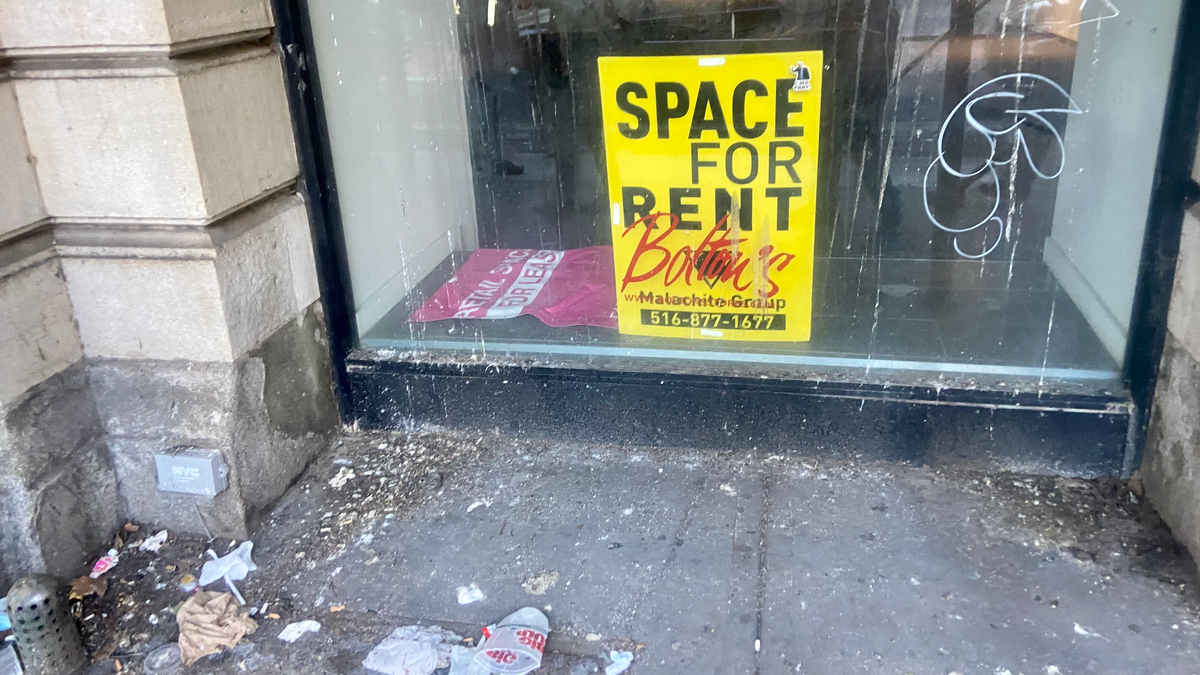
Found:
[306,0,1181,384]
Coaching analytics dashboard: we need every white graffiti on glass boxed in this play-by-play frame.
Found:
[922,73,1082,259]
[1072,0,1121,27]
[1001,0,1120,29]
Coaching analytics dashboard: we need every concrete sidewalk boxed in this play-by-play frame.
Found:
[81,431,1200,674]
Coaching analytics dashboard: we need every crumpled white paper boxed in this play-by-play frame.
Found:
[277,620,321,643]
[456,583,486,605]
[606,651,634,675]
[139,529,169,553]
[199,541,257,587]
[363,625,463,675]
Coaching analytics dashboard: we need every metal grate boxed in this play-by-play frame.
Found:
[6,575,87,675]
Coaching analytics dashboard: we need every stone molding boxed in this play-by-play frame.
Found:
[3,40,274,80]
[0,219,52,282]
[0,0,273,57]
[51,180,298,259]
[0,180,297,272]
[59,190,319,363]
[0,27,272,63]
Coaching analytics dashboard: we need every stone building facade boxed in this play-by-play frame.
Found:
[0,1,338,590]
[1146,145,1200,563]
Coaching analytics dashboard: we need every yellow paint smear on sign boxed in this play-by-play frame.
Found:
[598,51,823,342]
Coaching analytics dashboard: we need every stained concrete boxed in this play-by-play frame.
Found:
[77,431,1200,675]
[0,361,118,591]
[1145,332,1200,564]
[93,302,339,539]
[1144,207,1200,568]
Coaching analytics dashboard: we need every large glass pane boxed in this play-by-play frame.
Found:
[306,0,1182,385]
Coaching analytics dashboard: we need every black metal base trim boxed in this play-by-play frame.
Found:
[347,358,1131,478]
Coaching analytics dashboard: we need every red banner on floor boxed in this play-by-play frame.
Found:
[409,246,617,329]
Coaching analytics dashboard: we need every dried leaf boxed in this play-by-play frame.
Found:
[329,605,345,613]
[70,575,108,600]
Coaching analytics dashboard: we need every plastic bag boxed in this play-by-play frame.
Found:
[199,542,257,586]
[465,607,550,675]
[363,625,463,675]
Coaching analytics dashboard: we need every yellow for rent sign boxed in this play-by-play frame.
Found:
[598,51,823,342]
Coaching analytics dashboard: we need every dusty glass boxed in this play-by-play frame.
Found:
[306,0,1182,383]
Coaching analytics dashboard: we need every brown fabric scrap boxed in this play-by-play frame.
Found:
[176,591,258,665]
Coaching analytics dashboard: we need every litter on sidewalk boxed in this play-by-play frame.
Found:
[605,651,634,675]
[199,541,256,605]
[69,575,107,600]
[362,625,463,675]
[459,607,550,675]
[456,583,486,605]
[142,644,183,675]
[278,620,321,643]
[89,549,119,578]
[177,574,199,593]
[175,591,258,665]
[199,542,256,586]
[0,645,21,675]
[139,529,170,553]
[0,597,9,631]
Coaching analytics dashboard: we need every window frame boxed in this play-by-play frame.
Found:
[273,0,1200,471]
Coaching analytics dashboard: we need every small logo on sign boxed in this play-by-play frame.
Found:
[790,61,812,92]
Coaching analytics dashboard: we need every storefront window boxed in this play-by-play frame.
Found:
[306,0,1182,382]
